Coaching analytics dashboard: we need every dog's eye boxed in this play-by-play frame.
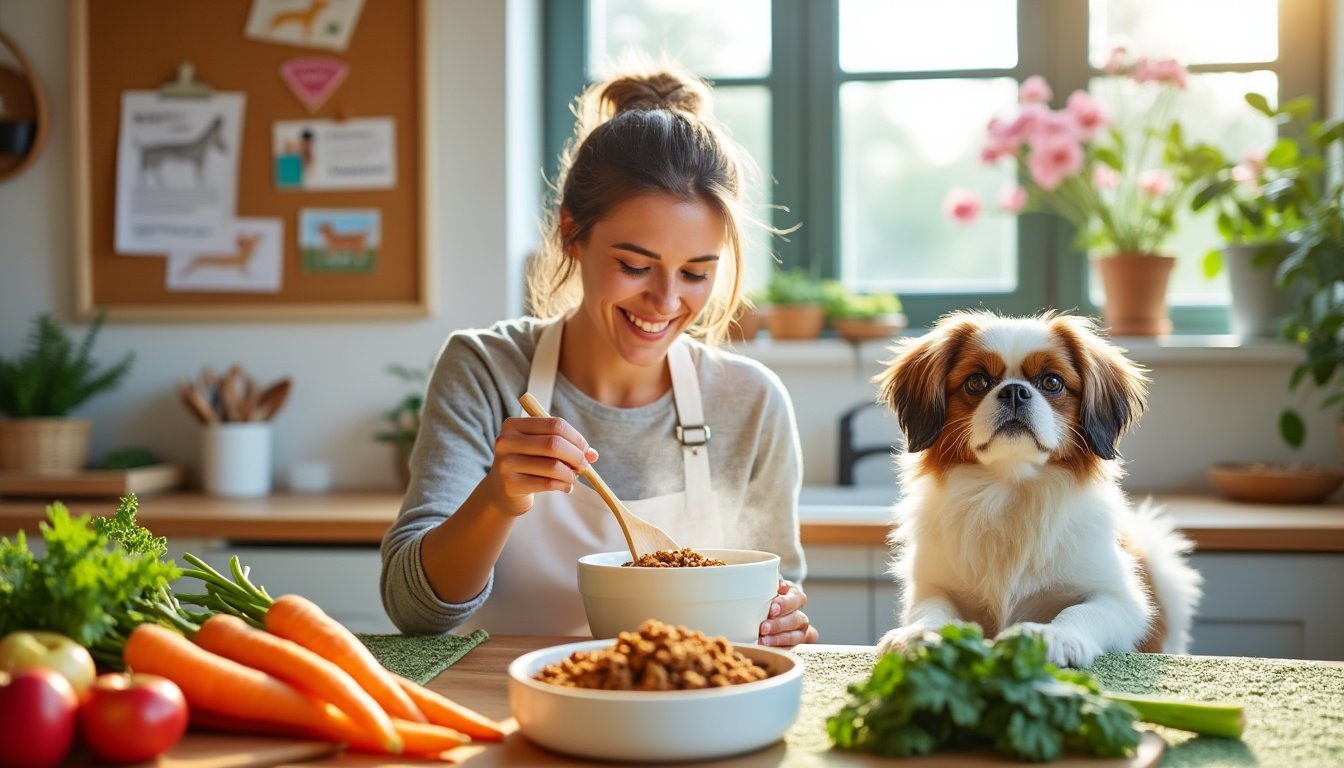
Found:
[964,373,991,394]
[1038,373,1065,393]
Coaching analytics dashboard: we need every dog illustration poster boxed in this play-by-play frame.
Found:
[166,218,284,293]
[114,91,245,254]
[299,208,379,272]
[273,118,395,190]
[244,0,367,52]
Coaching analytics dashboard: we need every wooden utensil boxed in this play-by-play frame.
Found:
[519,392,680,561]
[178,379,219,424]
[255,377,292,421]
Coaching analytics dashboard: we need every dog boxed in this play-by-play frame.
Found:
[873,310,1202,667]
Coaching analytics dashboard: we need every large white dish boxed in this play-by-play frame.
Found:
[508,638,803,762]
[577,548,780,642]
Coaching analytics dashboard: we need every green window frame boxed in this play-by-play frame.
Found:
[543,0,1328,331]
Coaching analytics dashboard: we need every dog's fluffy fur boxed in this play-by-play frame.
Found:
[874,311,1202,667]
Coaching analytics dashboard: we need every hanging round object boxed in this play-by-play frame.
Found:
[0,27,48,182]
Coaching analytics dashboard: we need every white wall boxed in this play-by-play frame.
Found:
[0,1,1340,495]
[0,0,542,489]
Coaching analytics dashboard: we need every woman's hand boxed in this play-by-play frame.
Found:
[758,580,819,646]
[486,415,599,516]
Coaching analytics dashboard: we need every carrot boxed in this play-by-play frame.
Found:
[395,674,506,741]
[263,594,427,723]
[124,623,358,744]
[190,709,468,760]
[194,613,403,754]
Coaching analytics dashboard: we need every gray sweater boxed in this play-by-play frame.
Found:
[379,317,806,635]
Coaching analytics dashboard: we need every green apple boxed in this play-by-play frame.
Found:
[0,632,97,700]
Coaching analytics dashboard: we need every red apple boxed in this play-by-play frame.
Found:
[0,630,97,700]
[79,672,189,764]
[0,667,79,768]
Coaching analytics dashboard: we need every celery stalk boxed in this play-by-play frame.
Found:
[1103,692,1245,739]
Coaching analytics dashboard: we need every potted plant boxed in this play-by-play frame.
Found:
[0,313,134,474]
[759,268,832,340]
[726,292,764,343]
[823,287,907,343]
[1185,93,1338,338]
[949,51,1200,335]
[375,362,427,489]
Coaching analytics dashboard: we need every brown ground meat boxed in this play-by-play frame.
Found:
[622,547,727,567]
[534,619,768,691]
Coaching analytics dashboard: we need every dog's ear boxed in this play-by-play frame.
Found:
[873,315,976,452]
[1052,315,1149,460]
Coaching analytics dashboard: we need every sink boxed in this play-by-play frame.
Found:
[798,485,896,518]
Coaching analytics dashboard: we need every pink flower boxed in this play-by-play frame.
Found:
[1065,90,1109,141]
[1133,57,1189,89]
[1027,135,1084,191]
[1019,75,1053,104]
[1231,164,1259,188]
[1138,169,1173,196]
[1027,110,1076,147]
[943,188,983,224]
[1092,165,1121,190]
[1243,149,1267,174]
[999,185,1028,214]
[1103,45,1130,74]
[981,117,1020,163]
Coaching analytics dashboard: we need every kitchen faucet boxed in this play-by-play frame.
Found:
[837,399,895,486]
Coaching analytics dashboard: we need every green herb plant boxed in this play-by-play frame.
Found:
[827,623,1243,763]
[375,363,429,447]
[823,289,903,321]
[0,312,134,418]
[0,494,277,668]
[761,267,833,306]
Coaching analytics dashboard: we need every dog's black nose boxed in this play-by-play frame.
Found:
[999,382,1032,408]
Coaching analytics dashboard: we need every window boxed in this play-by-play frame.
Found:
[544,0,1326,330]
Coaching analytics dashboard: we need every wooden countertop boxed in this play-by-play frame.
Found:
[1,491,1342,552]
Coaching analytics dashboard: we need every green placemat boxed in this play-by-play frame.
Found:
[788,650,1344,767]
[358,628,490,685]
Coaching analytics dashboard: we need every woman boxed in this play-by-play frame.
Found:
[380,63,817,646]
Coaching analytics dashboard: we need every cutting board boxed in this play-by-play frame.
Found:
[66,733,341,768]
[0,463,185,498]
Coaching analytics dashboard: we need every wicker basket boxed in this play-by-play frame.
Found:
[0,418,92,475]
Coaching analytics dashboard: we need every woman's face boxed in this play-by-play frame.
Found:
[572,193,724,369]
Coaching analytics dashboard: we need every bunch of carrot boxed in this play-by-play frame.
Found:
[124,592,504,761]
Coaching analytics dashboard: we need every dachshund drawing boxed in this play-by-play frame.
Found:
[182,233,262,277]
[267,0,330,38]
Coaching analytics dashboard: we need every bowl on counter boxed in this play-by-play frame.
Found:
[508,637,802,762]
[577,548,779,642]
[1207,462,1344,504]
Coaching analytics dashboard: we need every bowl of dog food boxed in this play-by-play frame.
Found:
[508,620,803,762]
[577,548,780,641]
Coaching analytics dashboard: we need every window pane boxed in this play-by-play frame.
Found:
[840,79,1019,293]
[840,0,1017,73]
[1088,71,1279,306]
[589,0,770,79]
[711,86,775,293]
[1089,0,1278,67]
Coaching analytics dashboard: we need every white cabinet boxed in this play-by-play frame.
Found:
[803,544,1344,661]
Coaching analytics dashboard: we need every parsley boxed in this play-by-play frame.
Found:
[827,623,1141,762]
[0,499,180,652]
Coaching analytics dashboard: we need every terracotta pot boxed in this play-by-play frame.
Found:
[832,313,908,343]
[726,307,762,342]
[1094,253,1175,336]
[763,304,826,340]
[0,418,92,475]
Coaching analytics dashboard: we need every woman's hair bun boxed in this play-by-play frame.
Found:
[598,71,709,119]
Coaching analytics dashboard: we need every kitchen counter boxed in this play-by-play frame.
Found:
[275,634,1342,766]
[1,490,1342,552]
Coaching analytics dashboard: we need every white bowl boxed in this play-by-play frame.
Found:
[508,638,802,762]
[577,548,780,642]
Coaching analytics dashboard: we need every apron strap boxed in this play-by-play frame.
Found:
[525,318,565,412]
[668,340,713,516]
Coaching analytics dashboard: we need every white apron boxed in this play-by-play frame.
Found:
[459,319,724,635]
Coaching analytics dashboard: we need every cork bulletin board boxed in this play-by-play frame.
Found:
[71,0,431,319]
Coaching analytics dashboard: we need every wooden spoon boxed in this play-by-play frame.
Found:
[519,392,680,561]
[178,379,219,424]
[255,377,292,421]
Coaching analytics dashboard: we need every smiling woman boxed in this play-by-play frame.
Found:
[380,59,820,648]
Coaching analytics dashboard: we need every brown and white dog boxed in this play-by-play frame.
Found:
[874,310,1202,667]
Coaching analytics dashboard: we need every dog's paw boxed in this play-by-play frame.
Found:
[876,625,939,656]
[1012,622,1104,668]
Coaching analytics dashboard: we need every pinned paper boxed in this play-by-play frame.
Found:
[299,208,379,272]
[244,0,366,52]
[280,57,348,113]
